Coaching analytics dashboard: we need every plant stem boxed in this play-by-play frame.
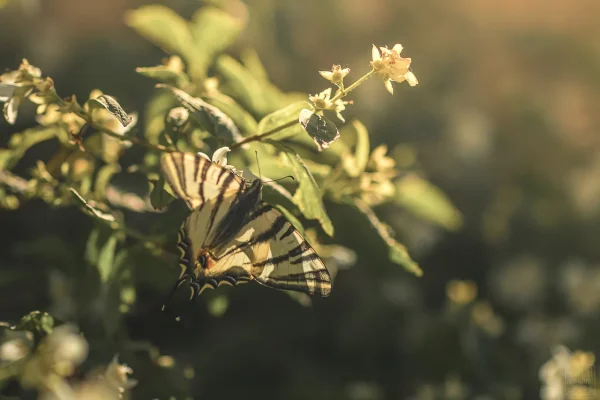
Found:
[331,69,375,103]
[229,119,298,150]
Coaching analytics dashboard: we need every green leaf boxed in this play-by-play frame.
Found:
[215,55,283,117]
[189,6,245,81]
[278,148,334,236]
[85,228,102,266]
[298,109,340,152]
[15,311,55,337]
[157,85,243,142]
[240,48,269,82]
[257,101,312,141]
[341,120,370,177]
[204,93,258,135]
[94,164,122,200]
[395,174,463,231]
[149,176,176,210]
[0,127,57,170]
[136,65,189,87]
[353,199,422,277]
[69,188,117,225]
[87,95,132,127]
[97,234,118,283]
[144,91,178,144]
[274,205,305,235]
[125,5,199,71]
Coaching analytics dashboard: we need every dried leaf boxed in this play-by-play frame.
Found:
[298,109,340,151]
[87,95,132,127]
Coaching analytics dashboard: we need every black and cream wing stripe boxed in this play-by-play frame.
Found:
[214,203,332,297]
[160,151,332,298]
[160,152,244,211]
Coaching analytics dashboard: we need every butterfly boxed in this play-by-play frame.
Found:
[160,151,332,300]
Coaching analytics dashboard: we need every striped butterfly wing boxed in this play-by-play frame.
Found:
[161,152,332,298]
[243,204,332,296]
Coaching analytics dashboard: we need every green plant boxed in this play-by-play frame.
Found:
[0,2,461,398]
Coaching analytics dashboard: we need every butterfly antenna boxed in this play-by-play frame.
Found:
[262,175,295,183]
[254,150,262,180]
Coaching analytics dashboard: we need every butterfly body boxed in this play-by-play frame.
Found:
[161,152,332,300]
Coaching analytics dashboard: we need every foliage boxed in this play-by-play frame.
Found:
[0,2,462,398]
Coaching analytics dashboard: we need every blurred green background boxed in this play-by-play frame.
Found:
[2,0,600,399]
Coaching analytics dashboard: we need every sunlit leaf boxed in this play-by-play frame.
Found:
[157,85,243,142]
[341,120,370,177]
[125,5,199,73]
[353,199,422,276]
[299,109,340,152]
[240,48,269,82]
[87,95,132,127]
[204,93,258,135]
[69,188,117,224]
[15,311,55,337]
[395,174,463,231]
[274,204,305,235]
[278,147,334,236]
[94,164,122,200]
[97,234,119,283]
[85,228,102,266]
[136,65,189,87]
[189,6,245,81]
[0,127,57,170]
[257,101,312,141]
[215,55,283,117]
[149,176,176,210]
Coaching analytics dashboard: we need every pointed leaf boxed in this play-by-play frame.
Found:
[69,188,117,224]
[149,176,176,210]
[257,101,312,141]
[215,55,283,116]
[0,127,57,170]
[189,6,245,81]
[278,148,333,236]
[87,95,132,127]
[97,234,118,283]
[353,198,422,277]
[157,85,243,141]
[94,164,122,200]
[136,65,189,87]
[204,93,258,135]
[341,120,370,177]
[299,109,340,151]
[85,228,102,266]
[125,6,199,70]
[395,174,463,231]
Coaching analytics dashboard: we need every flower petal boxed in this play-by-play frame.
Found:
[319,71,334,81]
[212,146,231,166]
[384,79,394,95]
[406,71,419,86]
[392,43,404,55]
[371,45,381,62]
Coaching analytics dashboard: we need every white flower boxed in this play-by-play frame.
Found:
[198,147,241,176]
[318,64,350,86]
[370,43,418,94]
